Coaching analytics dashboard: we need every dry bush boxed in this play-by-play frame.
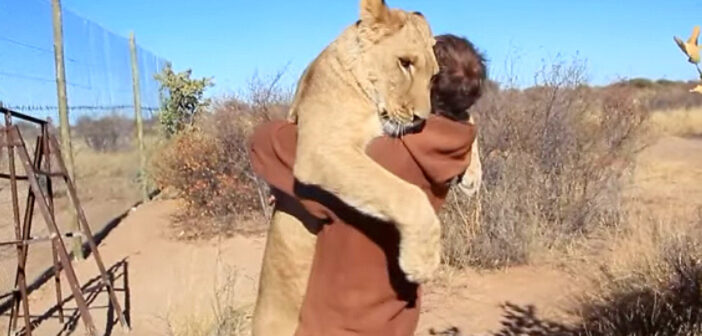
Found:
[143,116,161,136]
[574,241,702,335]
[483,213,702,336]
[611,79,702,111]
[150,127,261,237]
[650,108,702,137]
[645,83,702,111]
[150,73,289,238]
[440,61,651,269]
[74,114,134,152]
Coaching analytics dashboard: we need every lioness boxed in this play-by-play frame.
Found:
[250,29,486,335]
[291,0,439,285]
[252,1,437,334]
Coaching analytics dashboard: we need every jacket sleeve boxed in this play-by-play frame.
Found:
[248,120,296,196]
[249,120,333,221]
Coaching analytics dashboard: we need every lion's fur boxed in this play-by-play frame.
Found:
[290,0,440,284]
[253,1,445,335]
[252,211,317,336]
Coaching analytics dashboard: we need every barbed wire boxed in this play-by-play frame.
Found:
[5,105,159,112]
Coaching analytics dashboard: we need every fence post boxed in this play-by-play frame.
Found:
[129,32,148,201]
[51,0,82,259]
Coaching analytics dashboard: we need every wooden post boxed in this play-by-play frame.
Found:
[129,32,148,201]
[51,0,82,259]
[43,122,65,323]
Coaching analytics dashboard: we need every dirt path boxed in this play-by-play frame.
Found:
[0,198,140,298]
[0,198,576,336]
[0,200,266,336]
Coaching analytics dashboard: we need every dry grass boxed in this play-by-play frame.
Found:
[164,257,253,336]
[650,108,702,138]
[166,292,251,336]
[614,78,702,111]
[457,95,702,335]
[71,137,149,203]
[3,68,701,334]
[440,61,651,269]
[0,120,149,220]
[483,211,702,336]
[576,215,702,334]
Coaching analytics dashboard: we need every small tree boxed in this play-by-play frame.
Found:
[154,63,213,137]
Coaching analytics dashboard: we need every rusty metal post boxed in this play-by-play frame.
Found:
[9,126,46,335]
[10,126,99,336]
[0,108,132,335]
[9,131,41,328]
[4,106,33,336]
[8,137,38,336]
[48,134,130,331]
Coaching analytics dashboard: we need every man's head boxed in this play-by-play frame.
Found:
[431,34,487,121]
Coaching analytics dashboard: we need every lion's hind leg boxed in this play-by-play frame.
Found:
[252,209,317,336]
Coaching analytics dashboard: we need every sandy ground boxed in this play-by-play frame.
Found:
[0,199,266,336]
[0,135,700,336]
[0,199,575,336]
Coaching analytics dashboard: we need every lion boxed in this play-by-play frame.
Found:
[290,0,440,284]
[251,189,321,336]
[252,0,446,334]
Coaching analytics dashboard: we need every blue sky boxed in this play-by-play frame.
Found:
[5,0,702,104]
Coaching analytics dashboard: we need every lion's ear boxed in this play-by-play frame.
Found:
[360,0,390,24]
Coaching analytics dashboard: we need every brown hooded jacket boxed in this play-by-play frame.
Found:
[249,115,475,336]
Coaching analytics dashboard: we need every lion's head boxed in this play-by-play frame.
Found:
[341,0,439,136]
[287,0,438,137]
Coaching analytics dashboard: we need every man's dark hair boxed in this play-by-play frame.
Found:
[431,34,487,121]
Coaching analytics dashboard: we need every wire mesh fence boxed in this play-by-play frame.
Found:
[0,0,167,120]
[0,0,168,301]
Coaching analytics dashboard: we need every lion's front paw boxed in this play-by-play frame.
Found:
[398,216,441,284]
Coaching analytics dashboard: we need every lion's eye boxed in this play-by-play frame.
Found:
[399,57,413,70]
